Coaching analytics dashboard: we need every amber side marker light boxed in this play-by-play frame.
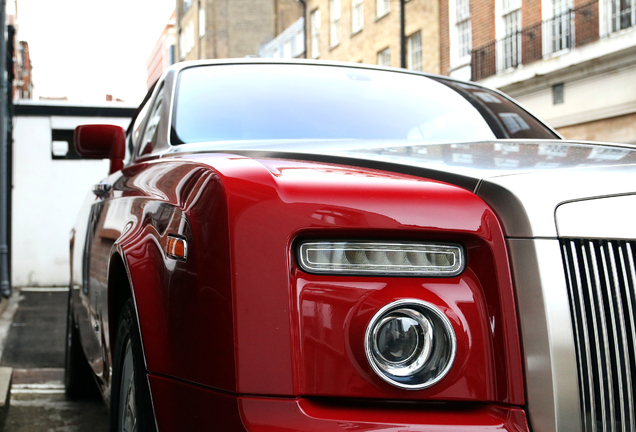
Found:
[297,241,464,276]
[166,236,187,261]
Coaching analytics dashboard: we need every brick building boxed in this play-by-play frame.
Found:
[302,0,440,72]
[15,41,32,100]
[6,0,33,100]
[146,11,177,89]
[175,0,301,61]
[441,0,636,143]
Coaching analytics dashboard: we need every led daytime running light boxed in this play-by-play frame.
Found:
[298,241,464,276]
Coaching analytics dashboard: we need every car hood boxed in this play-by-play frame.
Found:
[166,139,636,238]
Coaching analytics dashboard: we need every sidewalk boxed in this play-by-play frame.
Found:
[0,288,108,432]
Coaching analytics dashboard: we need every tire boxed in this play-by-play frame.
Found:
[64,290,100,399]
[110,298,156,432]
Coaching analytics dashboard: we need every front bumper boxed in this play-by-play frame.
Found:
[149,375,530,431]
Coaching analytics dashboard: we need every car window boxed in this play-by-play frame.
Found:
[435,80,558,140]
[172,64,498,144]
[139,85,165,156]
[131,97,152,150]
[171,64,558,145]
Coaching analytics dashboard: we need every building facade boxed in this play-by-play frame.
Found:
[6,0,33,100]
[147,11,177,89]
[303,0,440,72]
[441,0,636,143]
[175,0,301,61]
[260,17,306,58]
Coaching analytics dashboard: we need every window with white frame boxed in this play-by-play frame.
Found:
[284,40,293,58]
[605,0,635,33]
[199,6,205,38]
[449,0,471,67]
[377,47,391,66]
[311,9,321,58]
[407,31,423,71]
[185,21,195,55]
[375,0,391,17]
[296,26,305,57]
[352,0,364,33]
[377,0,390,16]
[330,0,341,46]
[545,0,573,54]
[501,0,521,70]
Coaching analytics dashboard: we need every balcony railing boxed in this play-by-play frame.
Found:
[471,1,600,81]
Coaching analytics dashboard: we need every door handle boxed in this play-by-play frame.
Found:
[92,183,112,198]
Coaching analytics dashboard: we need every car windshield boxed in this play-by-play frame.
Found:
[171,64,557,145]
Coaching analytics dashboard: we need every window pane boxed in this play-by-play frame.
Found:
[377,48,391,66]
[377,0,390,15]
[330,0,341,45]
[311,9,321,58]
[407,31,422,71]
[352,0,364,32]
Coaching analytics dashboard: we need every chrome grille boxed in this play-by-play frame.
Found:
[561,239,636,432]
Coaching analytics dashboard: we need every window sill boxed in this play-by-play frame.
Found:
[329,43,340,51]
[375,11,390,22]
[350,28,363,38]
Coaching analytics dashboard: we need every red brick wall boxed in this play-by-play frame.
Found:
[472,0,496,49]
[522,0,542,27]
[575,1,599,46]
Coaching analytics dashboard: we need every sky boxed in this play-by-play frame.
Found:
[17,0,175,105]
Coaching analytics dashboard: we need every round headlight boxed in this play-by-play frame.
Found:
[365,299,456,390]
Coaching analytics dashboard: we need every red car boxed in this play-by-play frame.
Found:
[66,60,636,432]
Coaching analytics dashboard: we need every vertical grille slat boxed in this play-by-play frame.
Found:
[561,239,636,432]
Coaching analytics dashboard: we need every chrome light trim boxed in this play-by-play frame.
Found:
[364,299,456,390]
[297,241,464,277]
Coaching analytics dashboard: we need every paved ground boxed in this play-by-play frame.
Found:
[0,288,109,432]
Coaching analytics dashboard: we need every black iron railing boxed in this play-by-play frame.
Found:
[471,1,600,81]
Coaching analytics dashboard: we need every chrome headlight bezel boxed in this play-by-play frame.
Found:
[364,299,457,390]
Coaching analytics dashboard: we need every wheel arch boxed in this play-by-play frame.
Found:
[107,250,133,357]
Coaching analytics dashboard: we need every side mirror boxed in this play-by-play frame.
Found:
[74,124,126,174]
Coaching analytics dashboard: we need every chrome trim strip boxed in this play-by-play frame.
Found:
[562,241,596,431]
[507,238,581,432]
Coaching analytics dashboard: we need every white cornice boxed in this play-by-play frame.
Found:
[478,26,636,92]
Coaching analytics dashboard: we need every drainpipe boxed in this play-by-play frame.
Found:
[400,0,406,68]
[296,0,307,58]
[0,0,10,298]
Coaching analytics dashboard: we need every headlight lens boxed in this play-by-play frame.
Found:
[365,299,456,389]
[298,241,464,276]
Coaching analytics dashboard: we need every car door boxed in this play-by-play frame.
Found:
[75,86,162,383]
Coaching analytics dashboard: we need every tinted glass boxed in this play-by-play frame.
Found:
[172,64,556,145]
[438,79,558,139]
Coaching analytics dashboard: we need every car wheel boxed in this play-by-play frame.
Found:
[64,290,99,399]
[111,298,156,432]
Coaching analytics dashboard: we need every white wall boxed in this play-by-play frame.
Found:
[12,113,131,287]
[513,65,636,130]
